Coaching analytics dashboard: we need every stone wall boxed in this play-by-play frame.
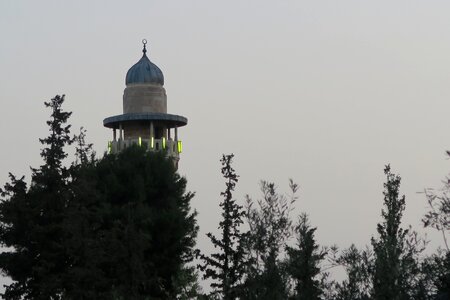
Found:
[123,83,167,113]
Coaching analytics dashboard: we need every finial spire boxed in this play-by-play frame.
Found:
[142,39,147,55]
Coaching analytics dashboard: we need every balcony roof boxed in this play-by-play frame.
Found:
[103,112,188,129]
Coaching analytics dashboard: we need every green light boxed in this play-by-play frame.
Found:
[162,137,166,149]
[138,137,142,146]
[108,141,112,154]
[150,137,154,148]
[177,141,183,153]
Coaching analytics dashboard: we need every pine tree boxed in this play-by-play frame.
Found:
[0,95,73,299]
[198,154,247,300]
[286,213,326,300]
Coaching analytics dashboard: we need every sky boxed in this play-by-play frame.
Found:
[1,0,450,288]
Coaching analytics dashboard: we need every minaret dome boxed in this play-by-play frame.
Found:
[125,40,164,86]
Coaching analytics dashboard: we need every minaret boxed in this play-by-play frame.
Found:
[103,40,187,168]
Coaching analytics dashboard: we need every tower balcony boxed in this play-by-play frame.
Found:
[107,137,183,158]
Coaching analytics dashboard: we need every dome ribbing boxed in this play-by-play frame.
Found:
[125,42,164,85]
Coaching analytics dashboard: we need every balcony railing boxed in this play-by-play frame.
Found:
[107,137,182,157]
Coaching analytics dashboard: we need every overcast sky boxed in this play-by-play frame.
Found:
[1,0,450,288]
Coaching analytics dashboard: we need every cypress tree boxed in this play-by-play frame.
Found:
[371,165,409,300]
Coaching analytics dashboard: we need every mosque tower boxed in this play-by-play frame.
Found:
[103,40,187,168]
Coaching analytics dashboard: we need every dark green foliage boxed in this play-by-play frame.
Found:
[0,95,73,299]
[242,180,297,300]
[286,213,326,300]
[0,173,30,299]
[65,147,199,299]
[173,266,204,299]
[371,165,407,300]
[0,95,198,299]
[420,250,450,299]
[435,251,450,296]
[333,245,372,300]
[198,154,247,300]
[38,95,73,172]
[371,165,426,300]
[2,94,449,299]
[404,231,433,300]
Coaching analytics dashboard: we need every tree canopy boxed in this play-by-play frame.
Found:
[0,95,198,300]
[0,95,449,299]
